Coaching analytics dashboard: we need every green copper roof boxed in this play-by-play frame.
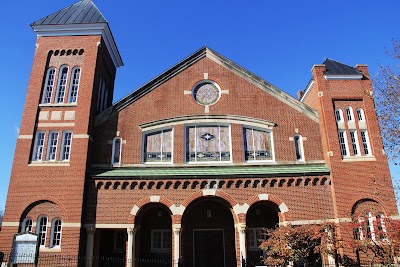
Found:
[90,164,330,179]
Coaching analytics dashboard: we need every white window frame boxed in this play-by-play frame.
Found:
[46,131,59,161]
[50,218,62,248]
[68,66,81,103]
[22,218,33,233]
[366,212,376,241]
[294,134,304,161]
[143,128,174,164]
[349,130,360,156]
[356,108,365,121]
[376,214,387,240]
[185,124,232,164]
[335,108,343,122]
[112,137,123,165]
[246,228,265,251]
[55,65,69,104]
[338,130,350,157]
[37,215,48,247]
[243,127,275,162]
[360,130,372,155]
[346,106,354,121]
[41,67,56,104]
[60,131,73,161]
[151,229,171,253]
[32,131,46,161]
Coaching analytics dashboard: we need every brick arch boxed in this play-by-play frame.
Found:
[19,197,67,223]
[348,195,389,216]
[128,196,175,224]
[244,193,291,222]
[182,190,239,208]
[181,190,239,224]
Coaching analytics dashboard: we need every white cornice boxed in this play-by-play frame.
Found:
[31,23,123,68]
[324,74,362,80]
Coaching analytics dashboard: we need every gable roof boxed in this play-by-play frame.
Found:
[103,47,318,123]
[31,0,106,26]
[324,58,363,77]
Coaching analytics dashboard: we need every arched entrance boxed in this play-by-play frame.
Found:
[135,203,172,261]
[246,201,279,265]
[181,197,236,267]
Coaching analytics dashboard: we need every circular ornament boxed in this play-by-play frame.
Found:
[192,80,221,106]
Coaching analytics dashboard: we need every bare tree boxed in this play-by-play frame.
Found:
[373,39,400,165]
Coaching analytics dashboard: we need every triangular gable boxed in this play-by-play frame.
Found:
[112,47,318,122]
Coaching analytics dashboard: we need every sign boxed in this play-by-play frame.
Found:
[11,233,39,265]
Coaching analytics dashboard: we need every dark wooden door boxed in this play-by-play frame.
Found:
[194,230,225,267]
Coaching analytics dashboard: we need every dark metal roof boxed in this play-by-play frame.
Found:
[31,0,106,26]
[323,58,362,76]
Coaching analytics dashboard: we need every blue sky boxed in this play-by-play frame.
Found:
[0,1,399,211]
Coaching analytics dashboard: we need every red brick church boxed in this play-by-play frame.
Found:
[0,1,397,266]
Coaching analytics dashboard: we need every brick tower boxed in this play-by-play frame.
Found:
[301,59,398,261]
[0,0,122,256]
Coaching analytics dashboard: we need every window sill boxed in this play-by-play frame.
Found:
[39,247,61,253]
[39,103,77,108]
[342,156,376,162]
[29,161,70,167]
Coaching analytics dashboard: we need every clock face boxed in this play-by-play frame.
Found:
[193,81,220,106]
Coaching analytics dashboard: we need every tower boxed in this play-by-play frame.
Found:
[0,0,122,256]
[301,59,397,259]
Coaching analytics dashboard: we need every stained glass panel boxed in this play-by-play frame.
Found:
[244,128,272,161]
[144,129,172,163]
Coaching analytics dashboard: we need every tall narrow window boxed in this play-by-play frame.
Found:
[22,218,33,232]
[187,125,231,162]
[55,66,69,103]
[360,130,371,155]
[32,131,46,161]
[346,106,354,121]
[60,131,73,161]
[68,67,81,103]
[356,108,365,121]
[366,212,376,241]
[294,134,304,161]
[42,68,56,104]
[144,129,172,163]
[244,128,273,161]
[97,78,108,112]
[47,131,59,161]
[335,108,343,122]
[50,219,62,247]
[349,130,360,156]
[376,214,387,240]
[338,130,349,157]
[112,137,122,164]
[37,216,48,246]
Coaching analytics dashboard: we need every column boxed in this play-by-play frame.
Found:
[85,227,96,267]
[237,223,247,263]
[127,227,137,267]
[173,224,182,267]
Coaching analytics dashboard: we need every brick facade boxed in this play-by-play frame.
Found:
[0,1,397,267]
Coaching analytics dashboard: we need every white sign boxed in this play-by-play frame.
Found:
[12,233,38,264]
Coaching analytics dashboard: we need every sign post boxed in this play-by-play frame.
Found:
[10,232,39,266]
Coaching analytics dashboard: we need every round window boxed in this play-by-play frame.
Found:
[192,80,221,106]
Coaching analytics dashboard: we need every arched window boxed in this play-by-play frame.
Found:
[50,219,62,247]
[22,218,33,232]
[112,137,122,165]
[68,67,81,103]
[294,134,304,161]
[356,108,365,121]
[345,106,354,121]
[37,216,48,246]
[55,65,69,103]
[334,108,343,122]
[42,68,56,104]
